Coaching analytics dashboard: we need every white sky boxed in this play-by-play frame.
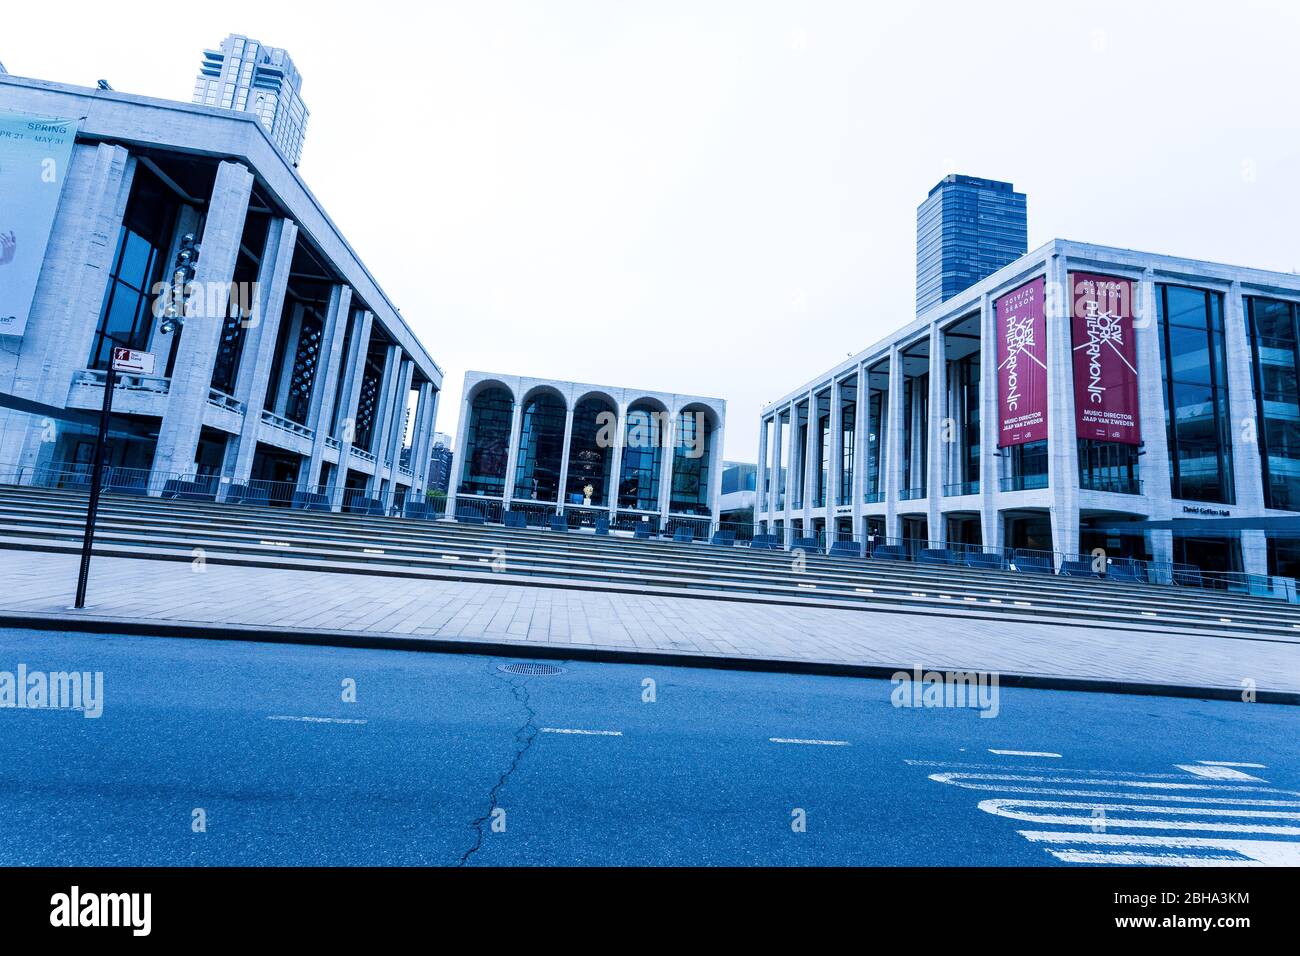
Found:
[4,1,1299,462]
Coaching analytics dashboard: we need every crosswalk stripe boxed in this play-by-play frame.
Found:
[921,758,1300,867]
[978,798,1300,835]
[1017,830,1300,866]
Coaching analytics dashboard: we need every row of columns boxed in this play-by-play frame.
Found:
[450,395,724,524]
[758,264,1276,575]
[67,154,443,505]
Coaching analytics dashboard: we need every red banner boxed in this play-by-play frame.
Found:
[1070,272,1142,445]
[995,277,1048,448]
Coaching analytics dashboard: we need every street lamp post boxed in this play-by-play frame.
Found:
[71,234,199,610]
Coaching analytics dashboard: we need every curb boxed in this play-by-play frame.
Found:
[2,611,1294,706]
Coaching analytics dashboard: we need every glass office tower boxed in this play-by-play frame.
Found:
[916,175,1027,314]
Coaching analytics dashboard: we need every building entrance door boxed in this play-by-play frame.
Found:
[1173,536,1242,575]
[1005,513,1053,555]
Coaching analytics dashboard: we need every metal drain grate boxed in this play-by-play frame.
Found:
[498,662,566,676]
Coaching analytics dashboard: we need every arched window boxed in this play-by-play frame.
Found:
[460,387,513,496]
[669,408,713,515]
[618,401,667,510]
[513,391,566,501]
[566,396,616,506]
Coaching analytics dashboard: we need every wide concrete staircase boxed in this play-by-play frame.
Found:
[0,485,1298,641]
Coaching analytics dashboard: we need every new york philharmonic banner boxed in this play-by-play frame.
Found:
[1070,272,1142,445]
[995,277,1048,447]
[0,111,80,337]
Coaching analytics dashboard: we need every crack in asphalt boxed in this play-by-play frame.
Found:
[455,668,539,867]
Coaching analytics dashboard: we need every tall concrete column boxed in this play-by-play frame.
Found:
[657,409,677,517]
[367,344,400,495]
[408,381,435,495]
[852,363,868,534]
[1135,268,1174,564]
[801,391,817,525]
[329,310,373,511]
[1045,254,1080,564]
[554,402,577,513]
[606,402,627,519]
[1223,280,1269,576]
[782,401,796,532]
[502,396,525,506]
[302,283,354,489]
[707,417,725,526]
[153,161,254,479]
[829,378,844,514]
[978,292,1002,552]
[380,359,414,508]
[926,322,946,545]
[755,414,770,519]
[770,411,783,521]
[219,217,299,493]
[2,143,134,474]
[446,390,475,517]
[884,345,905,540]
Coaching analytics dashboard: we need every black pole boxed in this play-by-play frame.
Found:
[74,361,115,609]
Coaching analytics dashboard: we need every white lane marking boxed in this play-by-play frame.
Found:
[267,716,368,725]
[1052,851,1258,866]
[770,738,850,747]
[926,774,1300,805]
[908,759,1194,778]
[1199,761,1268,769]
[990,749,1062,759]
[541,728,623,737]
[1178,764,1265,782]
[1018,831,1300,867]
[935,775,1279,796]
[977,798,1300,835]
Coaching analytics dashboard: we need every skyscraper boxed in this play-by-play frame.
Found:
[193,34,309,166]
[427,433,455,495]
[916,174,1027,314]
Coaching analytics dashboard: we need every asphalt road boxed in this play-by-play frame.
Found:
[0,627,1296,866]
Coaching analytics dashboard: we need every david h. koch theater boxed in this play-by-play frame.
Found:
[756,239,1300,586]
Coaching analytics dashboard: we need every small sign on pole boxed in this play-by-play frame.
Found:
[111,347,155,376]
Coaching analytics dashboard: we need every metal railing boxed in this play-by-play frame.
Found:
[260,409,314,441]
[1000,474,1049,492]
[71,367,171,396]
[1080,475,1144,495]
[207,388,245,414]
[944,481,980,497]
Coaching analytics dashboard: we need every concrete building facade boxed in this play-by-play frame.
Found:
[450,372,726,530]
[0,73,443,511]
[757,238,1300,581]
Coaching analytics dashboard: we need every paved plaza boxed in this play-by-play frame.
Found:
[0,551,1296,696]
